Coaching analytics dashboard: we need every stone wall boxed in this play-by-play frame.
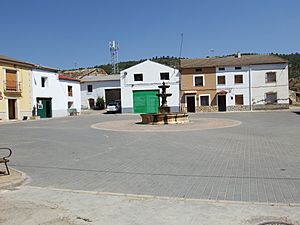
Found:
[252,104,289,110]
[227,105,251,112]
[196,106,218,112]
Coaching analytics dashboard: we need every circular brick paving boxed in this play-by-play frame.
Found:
[91,118,241,132]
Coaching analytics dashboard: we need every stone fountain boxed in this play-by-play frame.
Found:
[140,82,189,125]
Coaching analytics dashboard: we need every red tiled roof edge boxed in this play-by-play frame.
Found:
[59,74,80,82]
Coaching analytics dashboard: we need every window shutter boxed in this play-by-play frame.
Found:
[6,70,17,91]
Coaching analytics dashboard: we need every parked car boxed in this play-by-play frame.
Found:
[106,101,121,113]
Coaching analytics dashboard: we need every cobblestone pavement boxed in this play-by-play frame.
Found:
[1,110,300,203]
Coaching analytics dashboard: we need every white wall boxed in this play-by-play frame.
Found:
[32,69,81,117]
[121,60,180,113]
[59,79,81,114]
[251,63,289,105]
[81,80,120,109]
[216,66,250,106]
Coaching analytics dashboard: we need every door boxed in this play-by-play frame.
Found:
[133,90,159,113]
[186,96,195,112]
[45,99,52,118]
[105,89,121,106]
[218,95,226,112]
[8,99,16,119]
[88,98,95,109]
[37,98,52,118]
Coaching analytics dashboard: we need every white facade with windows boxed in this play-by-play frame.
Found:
[32,68,81,117]
[215,63,289,110]
[216,66,250,110]
[251,63,289,108]
[80,75,120,109]
[121,60,180,113]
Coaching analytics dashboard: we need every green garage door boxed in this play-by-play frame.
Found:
[133,90,159,113]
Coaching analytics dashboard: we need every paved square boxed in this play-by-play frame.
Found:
[1,110,299,203]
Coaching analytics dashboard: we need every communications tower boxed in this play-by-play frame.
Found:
[109,41,119,74]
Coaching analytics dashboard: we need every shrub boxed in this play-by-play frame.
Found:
[95,97,105,110]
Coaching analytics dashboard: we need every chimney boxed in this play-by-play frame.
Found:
[235,52,241,58]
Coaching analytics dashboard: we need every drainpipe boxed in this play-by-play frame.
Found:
[249,65,252,111]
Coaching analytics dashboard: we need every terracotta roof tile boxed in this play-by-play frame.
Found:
[181,54,288,68]
[59,74,80,82]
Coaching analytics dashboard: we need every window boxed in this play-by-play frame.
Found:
[68,86,73,97]
[266,92,277,104]
[87,84,93,93]
[200,95,209,106]
[217,76,225,85]
[234,75,243,84]
[134,73,143,81]
[41,77,48,87]
[195,68,202,72]
[194,76,204,86]
[218,67,225,71]
[235,66,242,70]
[266,72,276,83]
[5,69,17,91]
[160,72,170,80]
[68,101,74,109]
[235,95,244,105]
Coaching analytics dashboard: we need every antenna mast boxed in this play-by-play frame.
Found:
[109,41,119,74]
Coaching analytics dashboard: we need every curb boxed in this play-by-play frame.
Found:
[0,168,28,190]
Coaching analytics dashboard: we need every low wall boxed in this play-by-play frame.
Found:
[252,104,289,110]
[227,106,251,112]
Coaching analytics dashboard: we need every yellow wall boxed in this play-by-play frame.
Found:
[0,62,32,120]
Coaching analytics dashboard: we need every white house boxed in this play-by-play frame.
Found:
[32,66,81,118]
[251,63,289,110]
[216,65,251,111]
[120,60,180,113]
[80,74,120,109]
[216,55,289,111]
[58,75,81,115]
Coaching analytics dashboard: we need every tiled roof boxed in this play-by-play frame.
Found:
[59,74,80,82]
[80,74,120,82]
[62,68,107,79]
[0,54,35,67]
[181,54,288,68]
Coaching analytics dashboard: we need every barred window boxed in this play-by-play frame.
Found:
[266,72,276,83]
[266,92,277,104]
[200,96,209,106]
[235,95,244,105]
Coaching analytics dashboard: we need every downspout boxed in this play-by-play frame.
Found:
[249,65,252,111]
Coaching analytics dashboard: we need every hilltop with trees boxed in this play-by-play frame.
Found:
[95,53,300,78]
[66,53,300,78]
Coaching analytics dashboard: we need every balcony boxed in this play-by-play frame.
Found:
[3,81,22,97]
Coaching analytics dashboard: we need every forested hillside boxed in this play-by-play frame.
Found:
[94,56,180,74]
[275,53,300,78]
[75,53,300,78]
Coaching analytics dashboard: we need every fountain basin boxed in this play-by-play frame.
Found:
[140,113,189,125]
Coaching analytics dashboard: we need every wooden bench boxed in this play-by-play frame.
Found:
[0,148,12,175]
[68,108,78,116]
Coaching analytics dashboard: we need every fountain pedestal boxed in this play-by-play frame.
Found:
[140,82,189,125]
[141,113,189,125]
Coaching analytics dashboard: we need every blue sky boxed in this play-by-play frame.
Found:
[0,0,299,69]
